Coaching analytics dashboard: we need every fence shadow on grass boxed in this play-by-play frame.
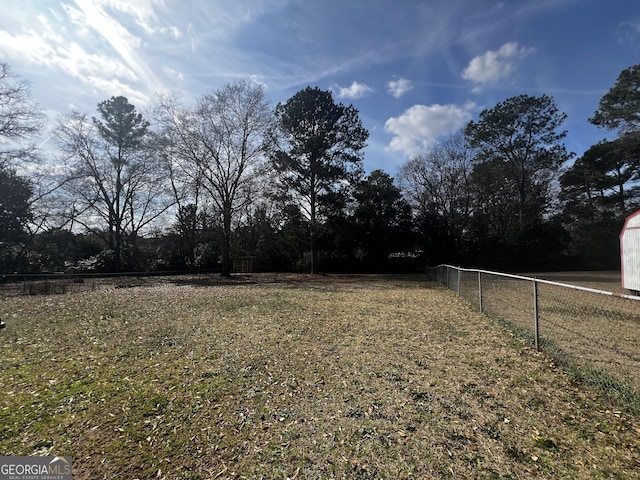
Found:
[427,265,640,415]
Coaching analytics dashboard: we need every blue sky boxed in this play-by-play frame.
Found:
[1,0,639,174]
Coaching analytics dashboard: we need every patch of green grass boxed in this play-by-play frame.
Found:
[568,364,640,416]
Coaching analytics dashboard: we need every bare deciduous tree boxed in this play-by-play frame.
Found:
[0,62,45,168]
[55,96,173,271]
[398,132,473,256]
[153,81,273,276]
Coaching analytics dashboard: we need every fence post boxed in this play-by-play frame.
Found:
[533,279,540,351]
[478,271,483,314]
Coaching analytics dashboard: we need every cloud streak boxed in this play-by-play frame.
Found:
[0,3,163,106]
[70,0,167,98]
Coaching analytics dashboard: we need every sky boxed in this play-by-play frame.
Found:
[1,0,639,175]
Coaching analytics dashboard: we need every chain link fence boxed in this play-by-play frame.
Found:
[0,273,101,296]
[0,271,225,296]
[427,265,640,397]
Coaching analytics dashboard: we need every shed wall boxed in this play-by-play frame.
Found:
[621,210,640,291]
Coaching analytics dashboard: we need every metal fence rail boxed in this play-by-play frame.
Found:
[427,265,640,394]
[0,271,221,296]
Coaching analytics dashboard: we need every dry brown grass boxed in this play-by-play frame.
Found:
[527,271,624,294]
[1,274,639,479]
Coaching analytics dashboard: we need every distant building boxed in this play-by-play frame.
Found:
[232,256,256,273]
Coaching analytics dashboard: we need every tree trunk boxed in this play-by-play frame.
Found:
[310,227,318,274]
[221,204,232,277]
[114,232,122,272]
[114,162,123,272]
[310,184,318,274]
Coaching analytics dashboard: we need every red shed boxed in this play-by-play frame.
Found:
[620,209,640,293]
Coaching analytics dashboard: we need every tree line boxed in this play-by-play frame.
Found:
[1,62,639,275]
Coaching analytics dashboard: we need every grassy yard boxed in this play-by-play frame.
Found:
[1,274,639,479]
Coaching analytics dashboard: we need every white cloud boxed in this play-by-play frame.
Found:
[462,42,534,92]
[0,18,134,80]
[335,81,373,99]
[163,26,182,39]
[0,6,157,105]
[387,78,413,98]
[617,17,640,44]
[384,103,473,157]
[86,75,149,106]
[60,4,91,35]
[66,0,168,98]
[96,0,160,33]
[164,67,184,81]
[0,28,55,67]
